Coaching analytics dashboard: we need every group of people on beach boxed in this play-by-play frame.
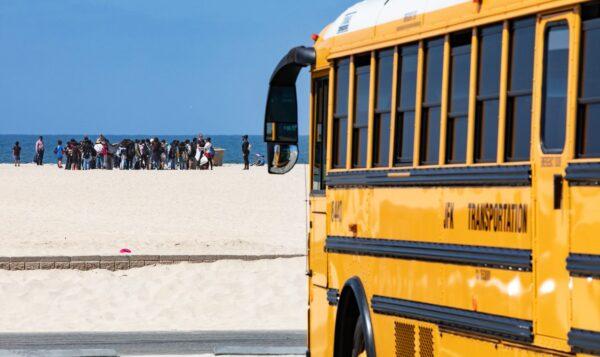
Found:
[12,134,243,170]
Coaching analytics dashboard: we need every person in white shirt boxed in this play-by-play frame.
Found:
[204,137,214,170]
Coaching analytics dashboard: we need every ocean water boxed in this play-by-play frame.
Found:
[0,134,309,165]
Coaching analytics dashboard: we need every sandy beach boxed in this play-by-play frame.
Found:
[0,164,307,256]
[0,163,308,334]
[0,258,306,332]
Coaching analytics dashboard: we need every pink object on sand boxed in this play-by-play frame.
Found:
[120,248,132,254]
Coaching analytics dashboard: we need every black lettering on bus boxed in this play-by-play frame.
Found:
[443,202,454,229]
[467,203,527,234]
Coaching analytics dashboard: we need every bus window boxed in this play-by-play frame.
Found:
[420,38,444,165]
[541,21,569,153]
[352,55,371,168]
[577,3,600,157]
[372,49,394,167]
[312,77,328,191]
[446,32,471,164]
[394,44,418,166]
[474,24,503,163]
[505,18,535,161]
[333,59,350,168]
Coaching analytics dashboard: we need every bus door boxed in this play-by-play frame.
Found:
[532,11,577,349]
[307,75,331,357]
[309,75,329,288]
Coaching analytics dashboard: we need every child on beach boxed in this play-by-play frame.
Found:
[12,142,21,167]
[54,140,64,168]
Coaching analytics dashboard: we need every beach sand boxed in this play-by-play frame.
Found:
[0,164,308,256]
[0,258,306,332]
[0,164,308,334]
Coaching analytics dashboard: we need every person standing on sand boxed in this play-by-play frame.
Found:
[101,141,108,169]
[35,136,44,165]
[242,135,250,170]
[188,138,196,169]
[151,137,161,170]
[70,139,81,170]
[81,136,93,170]
[160,140,167,169]
[12,141,21,167]
[204,137,214,170]
[54,140,64,169]
[133,139,141,169]
[90,139,97,169]
[179,140,188,170]
[64,140,72,170]
[168,140,177,170]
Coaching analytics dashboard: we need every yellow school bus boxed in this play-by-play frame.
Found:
[264,0,600,355]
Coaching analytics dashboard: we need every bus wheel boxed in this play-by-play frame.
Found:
[351,318,367,357]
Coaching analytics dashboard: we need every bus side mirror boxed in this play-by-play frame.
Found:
[267,142,299,174]
[263,46,315,174]
[264,85,299,174]
[264,86,299,143]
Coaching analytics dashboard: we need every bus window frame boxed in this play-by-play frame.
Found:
[576,5,600,159]
[372,49,394,168]
[532,9,580,163]
[393,44,419,167]
[310,72,330,194]
[503,17,537,163]
[539,19,571,155]
[419,37,445,167]
[473,24,504,164]
[446,31,473,165]
[351,54,372,169]
[332,58,350,170]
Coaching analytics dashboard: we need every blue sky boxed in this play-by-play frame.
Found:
[0,0,355,135]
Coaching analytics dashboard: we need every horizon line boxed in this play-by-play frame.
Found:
[0,133,309,137]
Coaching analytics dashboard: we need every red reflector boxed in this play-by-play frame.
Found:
[311,33,319,41]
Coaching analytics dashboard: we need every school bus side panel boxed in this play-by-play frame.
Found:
[327,187,533,321]
[569,186,600,333]
[308,284,334,357]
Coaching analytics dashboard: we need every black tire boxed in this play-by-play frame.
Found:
[351,317,366,357]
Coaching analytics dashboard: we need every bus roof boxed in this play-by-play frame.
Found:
[323,0,470,40]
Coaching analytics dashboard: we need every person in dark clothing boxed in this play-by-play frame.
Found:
[189,138,197,169]
[35,136,45,165]
[126,140,135,170]
[12,141,21,167]
[141,139,150,169]
[160,140,167,169]
[81,136,93,170]
[64,140,72,170]
[90,145,97,169]
[168,140,177,170]
[69,138,81,170]
[151,138,161,169]
[242,135,250,170]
